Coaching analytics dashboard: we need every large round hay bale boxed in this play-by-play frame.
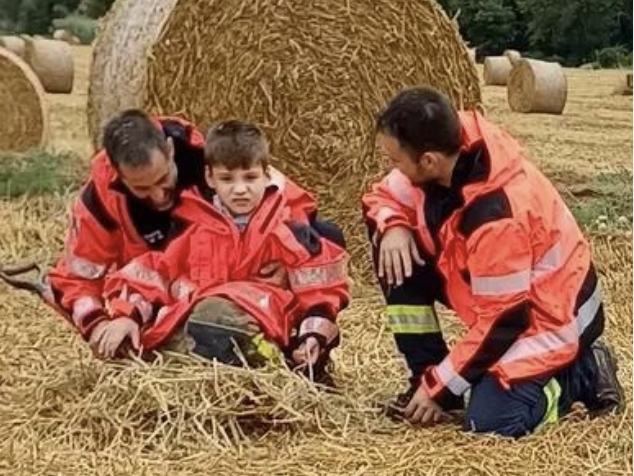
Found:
[0,47,48,152]
[89,0,482,276]
[483,56,513,85]
[507,59,567,114]
[0,36,26,59]
[24,38,74,94]
[503,49,522,67]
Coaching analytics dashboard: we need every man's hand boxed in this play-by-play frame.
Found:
[255,261,289,289]
[90,318,141,360]
[403,385,445,426]
[378,226,425,286]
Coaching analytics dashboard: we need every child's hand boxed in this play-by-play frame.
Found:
[292,336,321,366]
[93,318,141,359]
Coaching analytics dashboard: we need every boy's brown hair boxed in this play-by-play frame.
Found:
[204,120,269,170]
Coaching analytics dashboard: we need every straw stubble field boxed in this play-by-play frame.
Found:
[0,46,631,476]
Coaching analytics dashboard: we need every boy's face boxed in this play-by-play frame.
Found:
[206,163,269,215]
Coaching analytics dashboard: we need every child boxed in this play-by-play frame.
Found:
[93,120,350,377]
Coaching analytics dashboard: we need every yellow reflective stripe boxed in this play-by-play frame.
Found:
[386,304,435,317]
[252,333,283,363]
[385,305,440,334]
[389,324,441,334]
[535,378,561,433]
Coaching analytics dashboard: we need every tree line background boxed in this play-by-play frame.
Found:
[0,0,632,67]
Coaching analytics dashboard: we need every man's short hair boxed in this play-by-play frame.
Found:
[376,86,462,157]
[204,120,269,170]
[102,109,169,168]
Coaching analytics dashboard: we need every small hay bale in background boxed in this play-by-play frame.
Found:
[24,38,74,94]
[507,58,567,114]
[483,56,513,85]
[503,49,522,67]
[0,36,26,59]
[0,47,48,152]
[88,0,482,278]
[612,73,633,96]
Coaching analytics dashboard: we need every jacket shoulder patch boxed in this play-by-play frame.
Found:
[459,188,512,238]
[81,181,118,232]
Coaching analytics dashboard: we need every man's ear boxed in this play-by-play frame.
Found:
[420,151,439,169]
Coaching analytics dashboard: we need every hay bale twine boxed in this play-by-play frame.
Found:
[0,36,26,59]
[507,59,567,114]
[89,0,482,276]
[483,56,513,85]
[0,47,48,152]
[503,49,521,67]
[24,38,74,94]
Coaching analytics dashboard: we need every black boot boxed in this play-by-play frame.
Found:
[586,340,625,418]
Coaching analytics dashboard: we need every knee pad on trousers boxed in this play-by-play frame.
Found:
[187,321,251,366]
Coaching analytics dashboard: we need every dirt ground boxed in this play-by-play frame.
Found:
[0,46,631,475]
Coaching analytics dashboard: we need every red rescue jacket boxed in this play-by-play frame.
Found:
[363,111,603,408]
[102,185,349,350]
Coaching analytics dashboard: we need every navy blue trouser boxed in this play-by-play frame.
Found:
[466,347,598,438]
[368,234,600,437]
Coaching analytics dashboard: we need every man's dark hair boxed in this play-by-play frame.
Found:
[376,86,462,158]
[102,109,169,168]
[205,120,269,170]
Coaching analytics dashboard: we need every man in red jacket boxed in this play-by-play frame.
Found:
[363,87,623,437]
[40,110,343,355]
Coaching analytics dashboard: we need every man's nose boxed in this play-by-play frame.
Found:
[151,188,168,202]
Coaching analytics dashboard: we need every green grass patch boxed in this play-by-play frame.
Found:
[560,171,632,233]
[0,149,84,198]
